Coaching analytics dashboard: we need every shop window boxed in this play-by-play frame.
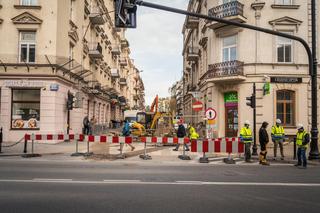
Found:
[276,90,295,126]
[19,31,36,63]
[277,31,293,63]
[21,0,37,6]
[11,89,40,129]
[222,35,237,62]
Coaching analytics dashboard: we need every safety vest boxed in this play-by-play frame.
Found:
[271,125,284,140]
[296,131,308,148]
[240,127,253,143]
[189,126,199,140]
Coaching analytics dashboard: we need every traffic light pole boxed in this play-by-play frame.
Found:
[133,0,319,160]
[252,83,257,156]
[67,109,70,135]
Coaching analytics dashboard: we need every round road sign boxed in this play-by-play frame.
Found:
[192,101,203,112]
[205,108,217,120]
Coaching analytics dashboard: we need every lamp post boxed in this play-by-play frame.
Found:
[309,0,319,160]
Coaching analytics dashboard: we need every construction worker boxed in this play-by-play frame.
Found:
[271,119,285,160]
[259,121,270,165]
[240,120,253,162]
[173,121,189,151]
[294,124,310,169]
[189,125,199,140]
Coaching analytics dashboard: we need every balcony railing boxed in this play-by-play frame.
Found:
[208,1,244,19]
[111,45,121,55]
[119,58,127,66]
[111,68,120,78]
[203,60,244,80]
[119,78,127,86]
[89,7,105,25]
[88,43,103,59]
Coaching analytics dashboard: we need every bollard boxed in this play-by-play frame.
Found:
[0,127,2,153]
[293,137,297,160]
[23,135,28,153]
[139,141,152,160]
[178,139,191,160]
[223,153,236,164]
[199,152,209,163]
[22,133,41,158]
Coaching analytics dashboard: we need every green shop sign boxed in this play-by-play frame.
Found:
[224,92,238,106]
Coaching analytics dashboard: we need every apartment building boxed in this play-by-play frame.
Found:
[182,0,320,138]
[0,0,144,142]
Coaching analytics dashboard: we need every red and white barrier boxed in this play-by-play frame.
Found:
[191,137,244,153]
[24,134,85,141]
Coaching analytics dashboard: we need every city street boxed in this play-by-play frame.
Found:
[0,159,319,213]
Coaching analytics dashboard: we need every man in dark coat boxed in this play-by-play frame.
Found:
[173,122,189,151]
[259,121,270,165]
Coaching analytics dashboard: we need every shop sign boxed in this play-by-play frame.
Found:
[263,82,270,95]
[4,80,45,88]
[50,84,59,91]
[270,77,302,84]
[224,92,238,107]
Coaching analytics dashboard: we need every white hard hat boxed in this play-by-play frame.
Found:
[297,123,304,130]
[276,119,281,124]
[244,120,250,125]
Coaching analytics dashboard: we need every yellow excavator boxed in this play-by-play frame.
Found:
[131,95,174,137]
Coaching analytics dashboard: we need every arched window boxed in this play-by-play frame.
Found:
[276,90,295,126]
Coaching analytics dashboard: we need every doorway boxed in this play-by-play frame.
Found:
[224,92,238,137]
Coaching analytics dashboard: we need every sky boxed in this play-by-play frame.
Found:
[126,0,188,105]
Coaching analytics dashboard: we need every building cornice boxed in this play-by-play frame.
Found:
[11,12,42,25]
[271,4,300,9]
[13,5,42,10]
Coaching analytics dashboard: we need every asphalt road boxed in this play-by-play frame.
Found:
[0,159,319,213]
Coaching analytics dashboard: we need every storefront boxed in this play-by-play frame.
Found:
[224,91,238,137]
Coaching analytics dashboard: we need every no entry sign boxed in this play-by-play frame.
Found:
[192,101,203,112]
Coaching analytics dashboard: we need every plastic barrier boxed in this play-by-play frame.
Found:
[191,137,244,163]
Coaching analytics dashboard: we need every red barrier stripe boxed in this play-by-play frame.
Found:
[140,137,146,143]
[162,137,168,144]
[191,140,197,152]
[88,135,94,142]
[79,134,84,142]
[173,137,179,144]
[151,137,157,143]
[226,140,233,153]
[112,137,119,143]
[58,134,64,140]
[238,141,244,153]
[203,140,209,152]
[125,137,132,143]
[25,134,31,141]
[184,138,190,144]
[69,134,75,140]
[100,136,106,143]
[214,140,221,152]
[47,134,53,140]
[35,134,42,140]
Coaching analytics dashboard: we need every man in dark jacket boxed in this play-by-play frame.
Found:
[173,122,189,151]
[259,121,270,165]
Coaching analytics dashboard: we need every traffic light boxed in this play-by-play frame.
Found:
[114,0,137,28]
[246,95,256,109]
[67,91,74,110]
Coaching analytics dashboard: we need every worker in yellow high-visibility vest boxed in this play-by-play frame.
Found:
[294,124,310,169]
[240,120,253,162]
[271,119,285,160]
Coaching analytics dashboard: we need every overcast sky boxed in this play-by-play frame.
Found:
[126,0,188,105]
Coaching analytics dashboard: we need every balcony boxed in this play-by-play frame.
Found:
[185,16,199,29]
[89,7,105,25]
[201,60,246,83]
[121,39,129,48]
[119,58,127,66]
[119,78,127,86]
[88,43,103,59]
[111,68,120,78]
[111,45,121,56]
[208,1,246,30]
[186,46,199,62]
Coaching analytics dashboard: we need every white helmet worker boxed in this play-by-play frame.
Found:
[244,120,250,126]
[276,119,281,124]
[297,123,304,130]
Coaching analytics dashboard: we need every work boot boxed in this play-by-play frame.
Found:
[294,163,301,167]
[261,161,270,166]
[173,149,178,151]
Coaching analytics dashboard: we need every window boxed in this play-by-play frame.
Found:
[276,90,295,126]
[19,31,36,63]
[11,89,40,129]
[21,0,37,6]
[277,32,293,63]
[222,35,237,62]
[276,0,293,5]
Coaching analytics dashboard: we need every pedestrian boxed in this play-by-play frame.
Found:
[82,116,90,135]
[89,116,96,135]
[271,119,285,160]
[240,120,253,162]
[173,121,189,151]
[259,121,270,165]
[120,120,135,151]
[294,124,310,169]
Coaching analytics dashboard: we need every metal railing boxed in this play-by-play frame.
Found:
[204,60,244,80]
[88,42,103,54]
[208,1,244,19]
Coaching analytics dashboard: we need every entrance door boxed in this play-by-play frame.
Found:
[225,106,238,137]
